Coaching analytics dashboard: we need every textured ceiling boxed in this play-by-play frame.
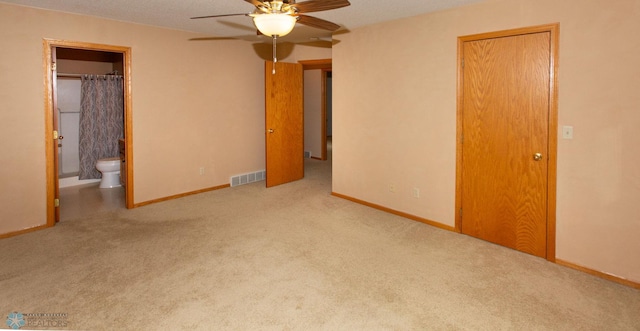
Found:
[1,0,487,42]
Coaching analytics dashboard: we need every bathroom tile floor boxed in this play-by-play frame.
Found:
[59,183,125,222]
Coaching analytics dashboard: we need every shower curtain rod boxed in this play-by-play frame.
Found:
[56,73,83,78]
[57,72,122,78]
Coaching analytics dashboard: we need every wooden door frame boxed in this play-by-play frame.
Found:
[300,59,332,161]
[43,39,134,227]
[454,23,559,261]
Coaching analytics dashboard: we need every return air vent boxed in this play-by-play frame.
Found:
[230,170,266,187]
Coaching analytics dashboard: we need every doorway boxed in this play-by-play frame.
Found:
[455,24,559,260]
[43,39,134,226]
[56,48,123,183]
[264,59,332,188]
[301,59,332,161]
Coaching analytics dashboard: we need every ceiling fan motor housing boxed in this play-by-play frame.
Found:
[256,1,298,15]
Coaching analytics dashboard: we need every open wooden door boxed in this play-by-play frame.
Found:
[265,61,304,187]
[51,46,61,223]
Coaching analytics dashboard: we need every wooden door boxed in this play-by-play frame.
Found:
[459,30,553,258]
[51,47,61,223]
[265,61,304,187]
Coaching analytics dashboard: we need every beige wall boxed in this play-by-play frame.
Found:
[333,0,640,282]
[0,3,328,235]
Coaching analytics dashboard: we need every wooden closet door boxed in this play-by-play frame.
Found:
[460,32,551,258]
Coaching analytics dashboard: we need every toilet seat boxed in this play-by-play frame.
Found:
[98,157,120,164]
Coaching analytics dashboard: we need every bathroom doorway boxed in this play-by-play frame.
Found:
[44,39,134,226]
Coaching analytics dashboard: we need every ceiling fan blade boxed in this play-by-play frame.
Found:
[191,13,248,19]
[190,34,263,42]
[291,0,350,13]
[296,15,341,31]
[189,37,238,41]
[244,0,264,6]
[216,20,259,32]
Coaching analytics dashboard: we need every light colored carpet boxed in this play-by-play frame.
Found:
[1,157,639,330]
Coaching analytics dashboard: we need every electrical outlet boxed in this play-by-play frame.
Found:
[562,126,573,139]
[389,184,396,193]
[199,167,205,175]
[413,188,420,198]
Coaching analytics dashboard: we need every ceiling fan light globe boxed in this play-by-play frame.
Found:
[253,14,297,37]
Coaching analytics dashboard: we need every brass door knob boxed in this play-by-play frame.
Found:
[268,129,274,133]
[533,153,543,161]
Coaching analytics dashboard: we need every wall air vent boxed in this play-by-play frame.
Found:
[230,170,266,187]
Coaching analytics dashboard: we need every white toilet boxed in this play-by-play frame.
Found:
[96,157,121,188]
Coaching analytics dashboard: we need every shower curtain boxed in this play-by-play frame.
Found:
[78,75,124,180]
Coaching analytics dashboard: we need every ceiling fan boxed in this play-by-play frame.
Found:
[191,0,351,72]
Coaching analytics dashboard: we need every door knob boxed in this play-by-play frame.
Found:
[59,136,64,140]
[268,129,274,133]
[533,153,543,161]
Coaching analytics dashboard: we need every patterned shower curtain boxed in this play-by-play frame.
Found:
[78,75,124,179]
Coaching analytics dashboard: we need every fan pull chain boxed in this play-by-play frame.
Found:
[272,35,278,74]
